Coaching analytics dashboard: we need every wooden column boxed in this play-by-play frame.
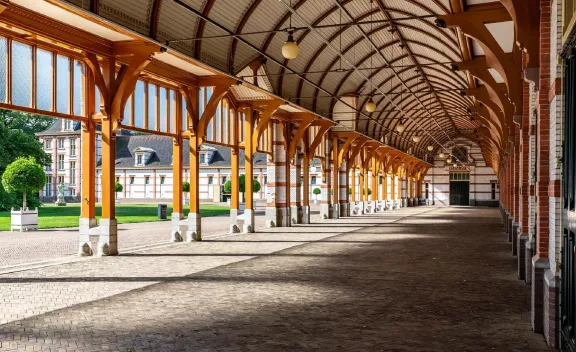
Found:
[371,158,378,202]
[350,166,356,203]
[332,135,339,218]
[243,107,255,232]
[359,167,365,202]
[185,85,202,241]
[170,135,183,242]
[78,118,96,256]
[229,108,240,232]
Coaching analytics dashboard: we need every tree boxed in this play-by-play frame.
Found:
[223,175,261,197]
[2,157,46,210]
[362,188,372,196]
[0,114,50,211]
[0,109,54,135]
[115,181,123,195]
[348,187,352,195]
[312,187,321,200]
[182,181,190,193]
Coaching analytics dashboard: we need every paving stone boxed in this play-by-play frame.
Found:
[0,207,552,351]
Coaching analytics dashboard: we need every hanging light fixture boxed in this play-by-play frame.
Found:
[453,163,457,167]
[412,135,421,143]
[446,157,453,163]
[364,0,376,114]
[365,98,377,112]
[427,145,434,151]
[439,152,445,158]
[281,1,299,60]
[396,119,405,133]
[282,29,299,60]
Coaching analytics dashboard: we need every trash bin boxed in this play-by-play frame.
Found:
[158,204,167,219]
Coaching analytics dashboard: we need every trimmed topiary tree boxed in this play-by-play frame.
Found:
[1,157,45,210]
[182,181,190,193]
[362,188,372,196]
[115,181,123,196]
[223,175,261,199]
[312,187,321,201]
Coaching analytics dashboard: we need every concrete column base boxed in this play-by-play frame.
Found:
[320,203,331,219]
[186,212,202,241]
[525,239,534,285]
[504,211,509,233]
[229,209,240,233]
[97,218,118,256]
[170,212,184,242]
[544,269,559,348]
[339,202,349,217]
[290,205,303,224]
[531,255,549,333]
[301,206,310,224]
[243,209,255,233]
[512,223,519,256]
[517,233,528,280]
[265,207,290,227]
[331,203,340,219]
[78,217,97,256]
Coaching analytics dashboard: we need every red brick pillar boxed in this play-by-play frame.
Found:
[532,0,551,334]
[519,78,531,281]
[512,128,521,255]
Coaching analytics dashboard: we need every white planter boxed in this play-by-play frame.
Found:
[11,208,39,232]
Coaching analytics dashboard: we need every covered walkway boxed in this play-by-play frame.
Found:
[0,207,550,351]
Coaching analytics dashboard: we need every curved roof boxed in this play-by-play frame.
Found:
[59,0,503,158]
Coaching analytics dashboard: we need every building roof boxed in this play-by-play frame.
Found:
[36,119,133,136]
[103,135,269,169]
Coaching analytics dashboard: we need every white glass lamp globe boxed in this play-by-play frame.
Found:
[412,135,421,143]
[439,152,445,158]
[282,34,299,60]
[396,122,405,133]
[427,145,434,151]
[365,99,377,112]
[446,157,453,163]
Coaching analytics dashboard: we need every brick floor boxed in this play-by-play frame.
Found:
[0,207,552,351]
[0,204,321,269]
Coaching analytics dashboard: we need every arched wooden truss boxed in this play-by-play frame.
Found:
[24,0,532,168]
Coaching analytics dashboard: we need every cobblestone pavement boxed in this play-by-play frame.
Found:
[0,207,551,351]
[0,203,321,269]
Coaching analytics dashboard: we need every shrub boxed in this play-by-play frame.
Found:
[223,174,261,195]
[2,157,46,210]
[115,181,123,193]
[182,181,190,193]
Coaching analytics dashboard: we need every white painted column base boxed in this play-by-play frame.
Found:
[229,209,240,233]
[290,206,303,224]
[186,212,202,241]
[339,203,349,217]
[170,212,184,242]
[302,206,310,224]
[243,209,255,233]
[78,217,97,256]
[265,207,291,227]
[331,203,340,219]
[97,218,118,256]
[320,204,331,219]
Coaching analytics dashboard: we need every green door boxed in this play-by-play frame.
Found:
[449,181,469,206]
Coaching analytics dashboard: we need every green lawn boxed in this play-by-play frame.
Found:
[0,204,230,231]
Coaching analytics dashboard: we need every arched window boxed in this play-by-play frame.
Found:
[452,147,467,162]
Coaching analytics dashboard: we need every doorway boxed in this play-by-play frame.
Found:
[449,172,470,206]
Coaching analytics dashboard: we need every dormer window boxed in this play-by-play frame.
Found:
[134,147,155,167]
[200,153,206,165]
[63,120,72,131]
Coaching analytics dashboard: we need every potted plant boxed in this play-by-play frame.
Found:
[312,187,321,204]
[223,175,261,211]
[115,181,123,203]
[2,157,45,231]
[182,181,190,205]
